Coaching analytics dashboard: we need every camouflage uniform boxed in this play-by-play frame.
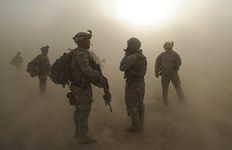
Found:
[34,53,51,94]
[155,42,184,105]
[70,48,101,138]
[120,38,147,131]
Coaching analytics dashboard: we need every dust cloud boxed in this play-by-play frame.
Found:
[1,0,232,150]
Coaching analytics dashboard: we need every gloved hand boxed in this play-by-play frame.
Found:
[155,73,159,78]
[155,71,161,78]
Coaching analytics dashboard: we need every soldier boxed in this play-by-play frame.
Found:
[155,41,184,106]
[10,52,23,70]
[120,37,147,133]
[34,45,51,94]
[69,31,105,144]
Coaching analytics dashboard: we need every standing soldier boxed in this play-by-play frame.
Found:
[120,37,147,133]
[35,45,51,94]
[70,31,105,144]
[10,52,23,70]
[155,41,184,106]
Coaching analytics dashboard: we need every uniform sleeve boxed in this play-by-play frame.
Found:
[76,52,100,78]
[173,51,181,67]
[120,54,137,71]
[176,53,182,66]
[155,54,161,75]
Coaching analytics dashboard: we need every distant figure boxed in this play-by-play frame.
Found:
[155,41,185,105]
[10,52,23,70]
[120,37,147,133]
[32,45,51,94]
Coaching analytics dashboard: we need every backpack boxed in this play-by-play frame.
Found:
[50,51,74,87]
[26,59,40,77]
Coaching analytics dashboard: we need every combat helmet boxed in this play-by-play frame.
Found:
[127,37,141,50]
[163,41,174,49]
[73,30,92,43]
[41,45,49,52]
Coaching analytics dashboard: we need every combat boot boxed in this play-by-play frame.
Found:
[74,130,79,138]
[78,135,97,144]
[163,100,168,106]
[127,127,141,133]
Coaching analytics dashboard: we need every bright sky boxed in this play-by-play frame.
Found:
[0,0,230,33]
[100,0,203,29]
[0,0,232,65]
[103,0,180,27]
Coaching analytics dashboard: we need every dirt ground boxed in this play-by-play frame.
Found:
[0,66,232,150]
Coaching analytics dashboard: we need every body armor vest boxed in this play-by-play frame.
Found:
[124,53,147,79]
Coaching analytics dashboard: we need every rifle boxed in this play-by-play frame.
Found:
[93,63,112,112]
[102,76,113,112]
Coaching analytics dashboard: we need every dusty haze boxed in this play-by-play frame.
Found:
[1,0,232,150]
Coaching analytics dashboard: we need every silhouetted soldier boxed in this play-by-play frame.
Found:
[11,52,23,70]
[155,41,184,105]
[69,31,105,144]
[34,45,51,94]
[120,37,147,133]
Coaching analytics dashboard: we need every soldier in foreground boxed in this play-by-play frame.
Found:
[155,41,185,105]
[10,52,23,70]
[34,45,51,94]
[120,37,147,133]
[69,31,105,144]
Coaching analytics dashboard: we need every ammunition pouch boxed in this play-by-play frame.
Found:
[126,77,144,83]
[126,77,144,88]
[67,92,75,105]
[71,80,90,89]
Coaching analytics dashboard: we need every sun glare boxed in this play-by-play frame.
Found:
[114,0,176,27]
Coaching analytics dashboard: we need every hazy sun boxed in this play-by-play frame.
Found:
[115,0,176,27]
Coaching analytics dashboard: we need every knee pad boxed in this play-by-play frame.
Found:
[78,104,91,116]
